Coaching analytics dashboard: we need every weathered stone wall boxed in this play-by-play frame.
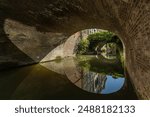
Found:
[0,0,149,99]
[4,19,68,61]
[63,32,81,56]
[41,31,81,61]
[41,44,65,62]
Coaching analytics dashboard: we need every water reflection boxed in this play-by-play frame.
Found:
[0,55,137,100]
[81,72,125,94]
[62,55,125,94]
[100,43,117,60]
[101,76,125,94]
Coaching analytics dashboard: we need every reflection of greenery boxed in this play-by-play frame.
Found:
[76,55,124,78]
[112,73,124,79]
[76,30,125,77]
[76,55,91,71]
[80,62,91,71]
[76,55,93,61]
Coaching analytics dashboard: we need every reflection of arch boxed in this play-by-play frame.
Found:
[96,42,117,54]
[0,0,149,99]
[41,57,126,95]
[95,54,121,65]
[100,42,117,60]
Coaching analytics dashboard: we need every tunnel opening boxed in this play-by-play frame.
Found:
[0,0,149,99]
[39,28,138,99]
[55,28,130,95]
[0,25,138,99]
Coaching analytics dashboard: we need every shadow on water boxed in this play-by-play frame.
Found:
[0,55,138,100]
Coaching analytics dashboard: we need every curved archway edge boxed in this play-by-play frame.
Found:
[0,0,149,99]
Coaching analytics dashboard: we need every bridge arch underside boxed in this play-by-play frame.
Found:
[0,0,150,99]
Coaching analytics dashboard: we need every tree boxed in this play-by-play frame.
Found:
[77,39,89,54]
[87,31,114,52]
[77,30,123,55]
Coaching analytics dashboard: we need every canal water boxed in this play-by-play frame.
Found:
[0,55,138,100]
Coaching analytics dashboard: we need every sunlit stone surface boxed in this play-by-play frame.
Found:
[0,0,149,99]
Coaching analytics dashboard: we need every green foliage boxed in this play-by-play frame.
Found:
[87,31,114,51]
[87,31,114,42]
[76,55,124,77]
[77,39,89,54]
[77,30,123,55]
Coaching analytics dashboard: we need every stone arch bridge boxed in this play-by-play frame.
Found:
[0,0,150,99]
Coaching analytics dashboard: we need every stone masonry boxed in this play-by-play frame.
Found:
[0,0,149,99]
